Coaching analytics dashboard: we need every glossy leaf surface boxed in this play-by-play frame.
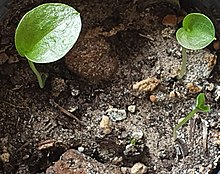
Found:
[15,3,81,63]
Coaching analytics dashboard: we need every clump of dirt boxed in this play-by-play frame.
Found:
[0,0,219,174]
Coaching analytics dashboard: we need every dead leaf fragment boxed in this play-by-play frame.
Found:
[133,77,160,92]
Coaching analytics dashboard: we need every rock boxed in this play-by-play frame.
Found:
[46,149,123,174]
[130,162,147,174]
[65,33,118,83]
[149,95,157,103]
[77,146,84,153]
[106,108,127,122]
[128,105,136,113]
[133,77,160,92]
[100,115,113,134]
[213,40,220,50]
[169,91,176,98]
[162,14,177,27]
[0,52,9,65]
[0,152,10,163]
[71,88,80,97]
[186,82,202,94]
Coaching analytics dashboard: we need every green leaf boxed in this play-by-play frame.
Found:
[195,93,210,112]
[15,3,81,63]
[176,13,215,50]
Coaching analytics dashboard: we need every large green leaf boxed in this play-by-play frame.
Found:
[176,13,215,50]
[15,3,81,63]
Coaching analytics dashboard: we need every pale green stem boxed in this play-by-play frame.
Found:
[173,108,198,141]
[178,47,187,79]
[28,60,45,88]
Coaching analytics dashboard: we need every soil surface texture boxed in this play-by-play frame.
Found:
[0,0,219,174]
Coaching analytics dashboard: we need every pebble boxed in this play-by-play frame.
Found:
[0,152,10,163]
[133,77,160,92]
[71,88,80,97]
[128,105,136,113]
[99,115,112,134]
[213,40,220,50]
[186,83,202,94]
[0,52,9,65]
[169,91,176,98]
[46,149,123,174]
[214,86,220,101]
[130,162,147,174]
[149,95,157,102]
[106,108,127,122]
[77,146,85,153]
[162,14,177,27]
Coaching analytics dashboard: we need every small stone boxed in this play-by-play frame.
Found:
[186,83,202,94]
[169,91,176,98]
[162,14,177,27]
[121,167,131,174]
[46,149,123,174]
[0,52,9,65]
[149,95,157,102]
[131,162,147,174]
[128,105,136,113]
[65,35,118,83]
[214,86,220,101]
[0,152,10,163]
[71,88,80,97]
[204,53,217,69]
[205,83,214,91]
[106,108,127,122]
[213,40,220,50]
[100,115,112,134]
[77,146,85,152]
[112,156,123,165]
[133,77,160,92]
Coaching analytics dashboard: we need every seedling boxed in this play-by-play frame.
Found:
[15,3,82,88]
[173,93,210,141]
[176,13,215,78]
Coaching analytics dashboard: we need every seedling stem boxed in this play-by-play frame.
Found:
[173,93,210,141]
[28,60,45,88]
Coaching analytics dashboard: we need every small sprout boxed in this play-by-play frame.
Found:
[15,3,82,88]
[176,13,215,78]
[173,93,210,141]
[130,138,137,145]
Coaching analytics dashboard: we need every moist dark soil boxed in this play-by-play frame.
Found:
[0,0,219,174]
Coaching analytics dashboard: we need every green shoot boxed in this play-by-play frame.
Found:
[15,3,82,88]
[173,93,210,141]
[176,13,215,79]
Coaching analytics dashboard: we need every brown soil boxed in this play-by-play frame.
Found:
[0,0,219,174]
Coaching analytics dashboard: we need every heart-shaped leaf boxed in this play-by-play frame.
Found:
[176,13,215,50]
[15,3,81,63]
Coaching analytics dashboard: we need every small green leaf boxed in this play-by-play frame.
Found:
[176,13,215,50]
[195,93,210,112]
[15,3,81,63]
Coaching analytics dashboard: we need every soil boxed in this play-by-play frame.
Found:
[0,0,219,174]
